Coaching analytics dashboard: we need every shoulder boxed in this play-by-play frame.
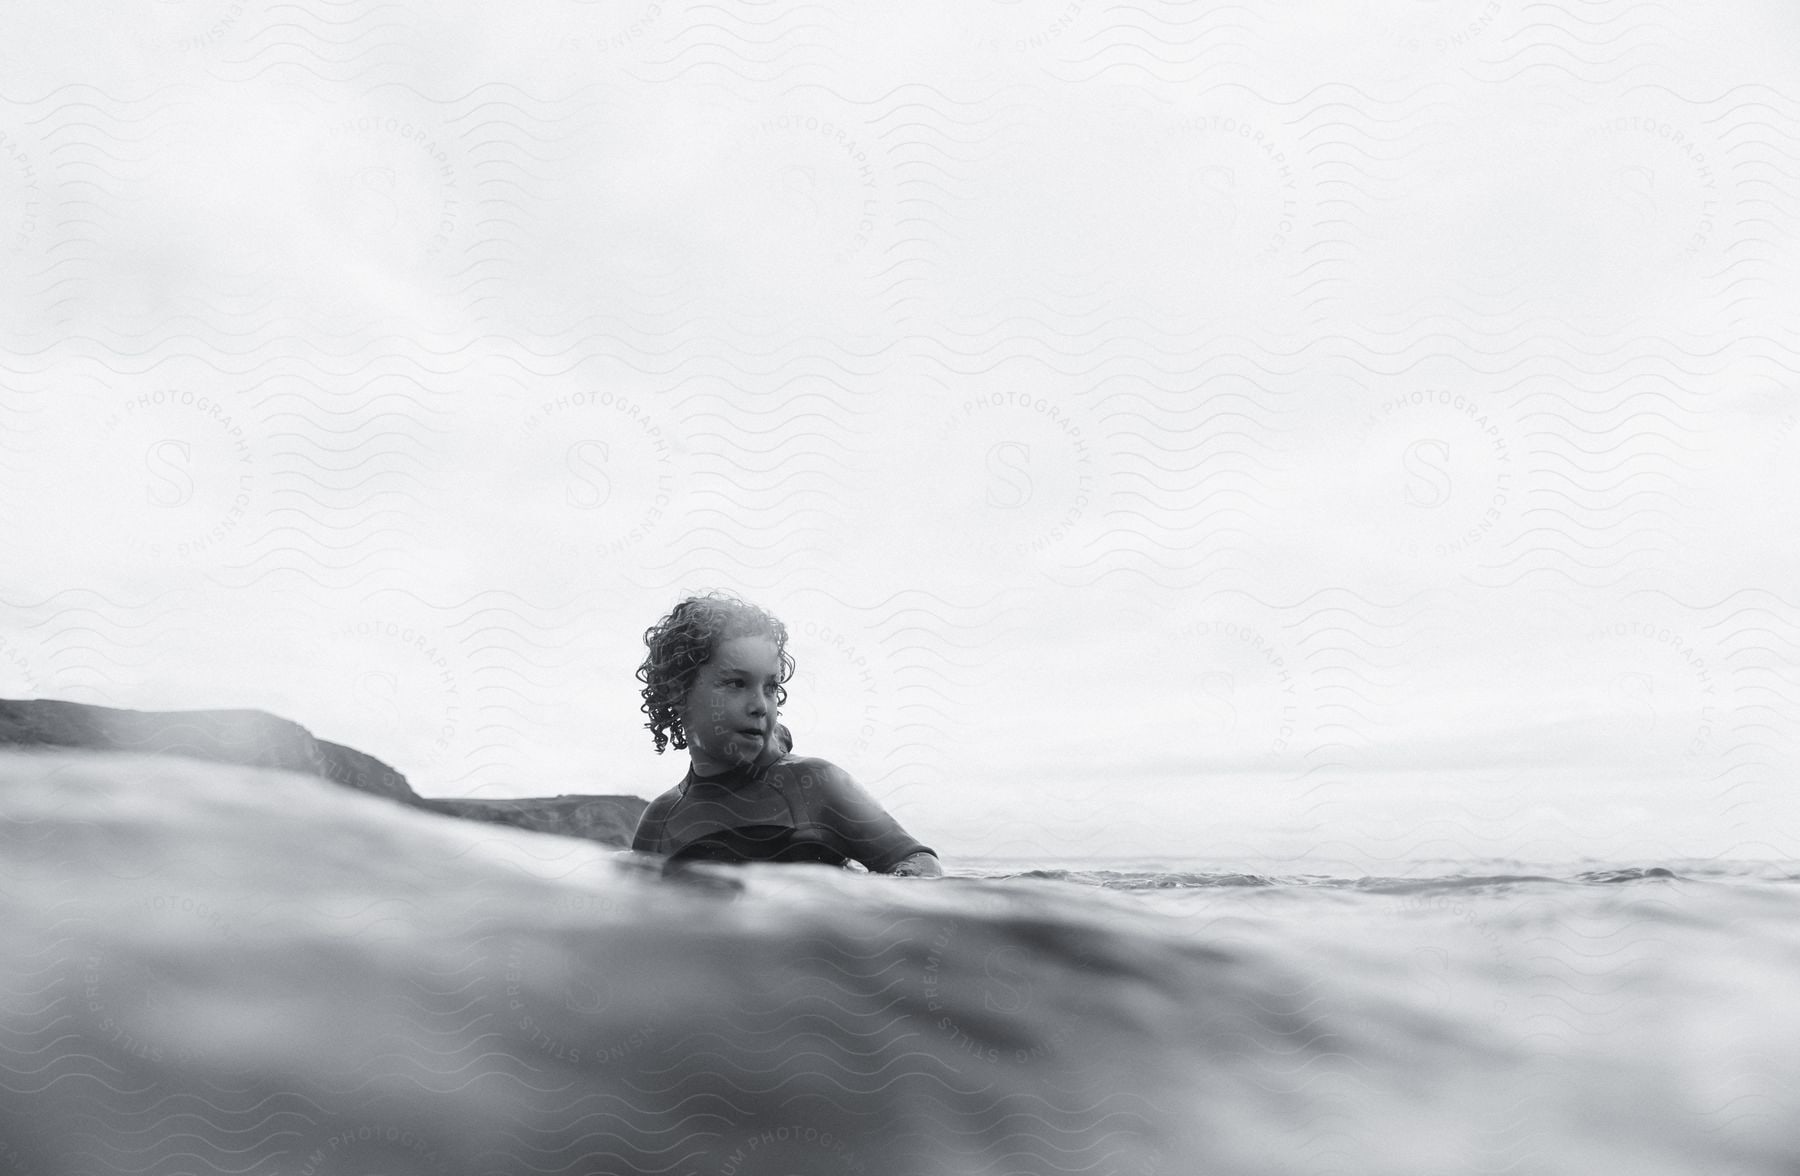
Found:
[631,782,686,848]
[641,780,687,814]
[765,756,890,813]
[764,755,856,790]
[770,754,842,775]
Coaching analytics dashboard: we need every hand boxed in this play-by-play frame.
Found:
[886,852,943,878]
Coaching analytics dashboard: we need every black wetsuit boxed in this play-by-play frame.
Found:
[632,753,932,870]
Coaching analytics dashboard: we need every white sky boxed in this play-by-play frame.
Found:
[2,2,1798,866]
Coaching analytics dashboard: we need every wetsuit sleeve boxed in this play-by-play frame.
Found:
[805,762,933,872]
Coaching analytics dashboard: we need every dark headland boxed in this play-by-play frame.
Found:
[0,697,648,847]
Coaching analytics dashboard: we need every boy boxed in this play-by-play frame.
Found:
[631,593,942,877]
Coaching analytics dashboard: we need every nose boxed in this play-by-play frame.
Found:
[746,693,767,718]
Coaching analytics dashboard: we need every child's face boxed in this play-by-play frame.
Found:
[680,633,782,777]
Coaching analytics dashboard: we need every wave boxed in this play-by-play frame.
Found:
[2,749,1796,1175]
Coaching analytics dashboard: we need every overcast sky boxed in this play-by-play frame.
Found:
[2,2,1797,866]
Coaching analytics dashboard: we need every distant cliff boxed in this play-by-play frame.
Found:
[414,795,646,847]
[0,698,647,848]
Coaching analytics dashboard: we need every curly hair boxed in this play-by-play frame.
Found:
[637,592,794,754]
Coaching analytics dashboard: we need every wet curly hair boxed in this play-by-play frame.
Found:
[637,592,794,754]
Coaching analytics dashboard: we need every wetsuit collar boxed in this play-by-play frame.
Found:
[680,757,767,795]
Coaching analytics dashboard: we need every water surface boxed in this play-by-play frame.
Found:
[2,751,1795,1175]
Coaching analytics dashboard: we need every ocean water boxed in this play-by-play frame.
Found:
[3,750,1798,1176]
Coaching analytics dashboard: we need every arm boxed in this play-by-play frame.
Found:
[805,761,942,875]
[885,850,943,878]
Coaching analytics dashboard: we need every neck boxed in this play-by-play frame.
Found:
[688,739,782,780]
[688,756,752,780]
